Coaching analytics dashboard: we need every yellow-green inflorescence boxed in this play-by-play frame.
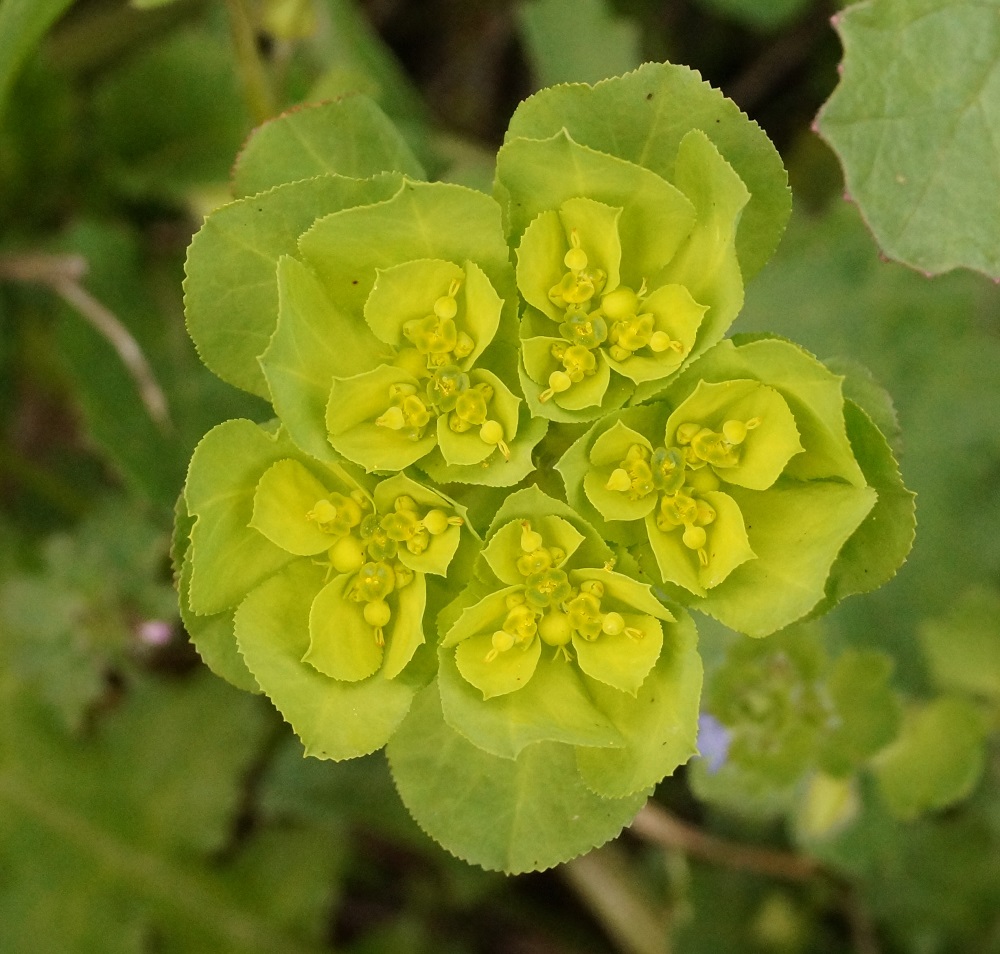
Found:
[369,269,510,462]
[481,520,644,667]
[515,195,709,417]
[605,415,761,571]
[540,232,690,403]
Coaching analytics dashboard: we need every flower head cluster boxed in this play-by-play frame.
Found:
[177,64,912,873]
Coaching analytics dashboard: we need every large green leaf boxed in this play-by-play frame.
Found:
[693,479,877,637]
[235,561,417,760]
[920,588,1000,700]
[809,400,916,617]
[0,0,74,121]
[873,696,987,820]
[502,61,791,280]
[575,612,701,798]
[232,96,425,198]
[386,683,648,873]
[0,662,339,953]
[516,0,641,88]
[184,173,402,397]
[818,0,1000,278]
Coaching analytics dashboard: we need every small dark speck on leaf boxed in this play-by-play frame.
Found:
[352,279,359,285]
[646,92,653,100]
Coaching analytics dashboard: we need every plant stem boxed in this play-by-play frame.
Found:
[223,0,276,126]
[562,844,671,954]
[630,801,820,882]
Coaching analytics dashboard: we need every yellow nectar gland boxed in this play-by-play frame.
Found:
[520,520,544,554]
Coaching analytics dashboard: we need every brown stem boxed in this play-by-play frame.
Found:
[630,801,820,883]
[0,252,172,432]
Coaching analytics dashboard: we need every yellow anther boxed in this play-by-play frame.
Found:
[480,419,510,459]
[698,548,709,568]
[602,557,617,572]
[625,626,644,641]
[520,521,544,553]
[606,468,632,493]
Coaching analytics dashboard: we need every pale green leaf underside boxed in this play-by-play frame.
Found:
[502,61,791,280]
[235,561,415,760]
[232,95,425,198]
[386,683,648,873]
[819,0,1000,278]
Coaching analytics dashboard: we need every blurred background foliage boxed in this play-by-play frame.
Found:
[1,0,999,951]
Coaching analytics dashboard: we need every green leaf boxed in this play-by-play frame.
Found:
[874,696,987,821]
[0,0,74,122]
[502,61,791,280]
[184,420,301,616]
[697,479,877,637]
[818,0,1000,278]
[0,659,339,954]
[819,650,902,777]
[582,421,657,522]
[326,364,438,471]
[418,409,549,488]
[263,254,386,462]
[179,546,259,694]
[235,561,416,760]
[184,173,402,398]
[809,400,916,616]
[499,133,696,286]
[667,337,867,487]
[299,179,516,332]
[232,96,425,198]
[920,587,1000,700]
[663,378,804,491]
[482,515,585,585]
[646,489,755,596]
[575,611,701,797]
[386,683,648,873]
[250,459,343,556]
[305,574,385,681]
[515,0,642,88]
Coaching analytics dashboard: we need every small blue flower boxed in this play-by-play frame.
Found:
[697,712,731,773]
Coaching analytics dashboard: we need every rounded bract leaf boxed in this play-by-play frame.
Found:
[250,459,345,556]
[326,365,438,472]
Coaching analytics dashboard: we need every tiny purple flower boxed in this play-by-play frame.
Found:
[697,712,731,774]
[137,619,173,647]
